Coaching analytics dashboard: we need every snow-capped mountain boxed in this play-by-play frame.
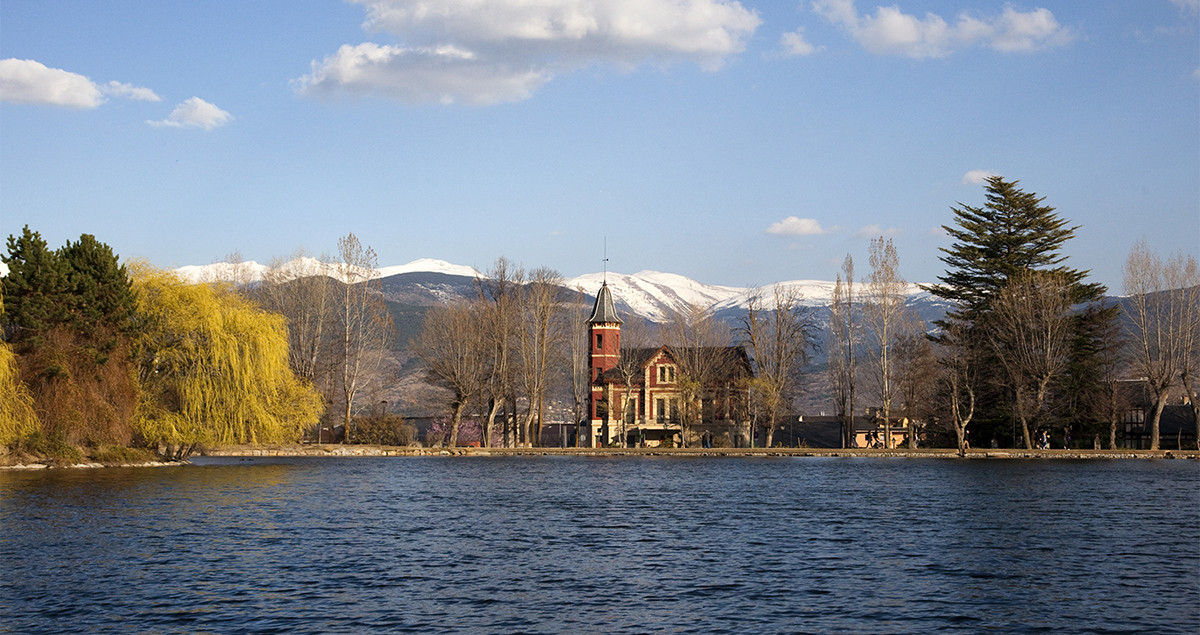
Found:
[174,258,479,285]
[564,271,931,323]
[171,257,939,324]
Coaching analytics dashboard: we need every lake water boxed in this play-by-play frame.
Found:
[2,457,1197,634]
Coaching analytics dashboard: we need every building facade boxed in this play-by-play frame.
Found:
[586,283,751,447]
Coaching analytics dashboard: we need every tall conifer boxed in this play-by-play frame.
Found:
[927,176,1104,317]
[925,176,1109,447]
[1,226,70,349]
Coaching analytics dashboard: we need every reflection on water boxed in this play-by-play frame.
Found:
[2,457,1197,634]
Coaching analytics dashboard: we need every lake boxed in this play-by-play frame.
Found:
[2,457,1197,634]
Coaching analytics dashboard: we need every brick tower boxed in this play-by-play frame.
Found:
[587,282,622,381]
[587,282,622,446]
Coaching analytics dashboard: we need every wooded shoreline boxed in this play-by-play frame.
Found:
[200,444,1200,460]
[5,445,1196,469]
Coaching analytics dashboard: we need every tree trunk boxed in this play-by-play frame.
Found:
[484,398,503,449]
[448,399,464,448]
[521,410,535,448]
[1182,373,1200,450]
[1148,391,1168,450]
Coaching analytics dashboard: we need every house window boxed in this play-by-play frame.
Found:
[658,365,676,383]
[625,398,637,425]
[656,398,666,420]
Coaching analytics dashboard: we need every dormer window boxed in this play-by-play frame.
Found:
[658,365,676,383]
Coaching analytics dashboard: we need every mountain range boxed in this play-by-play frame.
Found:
[175,257,948,325]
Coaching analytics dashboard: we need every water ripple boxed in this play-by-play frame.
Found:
[1,457,1197,633]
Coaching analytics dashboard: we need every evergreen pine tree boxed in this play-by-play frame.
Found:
[924,176,1108,447]
[1,226,70,349]
[59,234,137,346]
[927,175,1105,318]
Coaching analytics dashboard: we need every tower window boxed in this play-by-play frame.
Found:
[596,334,603,349]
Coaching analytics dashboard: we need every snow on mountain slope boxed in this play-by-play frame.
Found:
[175,258,479,284]
[566,273,932,322]
[376,259,480,279]
[174,260,270,284]
[565,271,745,322]
[170,257,932,323]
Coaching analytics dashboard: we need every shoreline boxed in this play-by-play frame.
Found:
[4,446,1196,469]
[0,460,185,471]
[199,444,1200,460]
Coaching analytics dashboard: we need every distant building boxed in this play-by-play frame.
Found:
[586,283,752,447]
[1113,379,1196,450]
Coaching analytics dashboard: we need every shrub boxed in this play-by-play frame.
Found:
[352,414,417,446]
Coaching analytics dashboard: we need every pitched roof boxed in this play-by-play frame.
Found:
[598,345,752,385]
[587,282,623,324]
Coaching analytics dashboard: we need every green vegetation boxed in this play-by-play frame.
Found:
[1,228,325,463]
[923,176,1116,449]
[131,264,323,460]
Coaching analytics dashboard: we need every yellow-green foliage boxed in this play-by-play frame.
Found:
[131,264,323,446]
[0,339,40,445]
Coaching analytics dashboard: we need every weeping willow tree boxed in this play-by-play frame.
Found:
[0,339,40,446]
[131,264,323,459]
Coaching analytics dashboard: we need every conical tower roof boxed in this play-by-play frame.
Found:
[587,282,623,324]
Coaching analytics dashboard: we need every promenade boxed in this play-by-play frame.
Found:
[203,444,1200,460]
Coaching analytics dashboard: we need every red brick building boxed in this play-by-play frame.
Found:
[586,283,752,447]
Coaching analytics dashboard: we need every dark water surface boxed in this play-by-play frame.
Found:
[2,457,1197,634]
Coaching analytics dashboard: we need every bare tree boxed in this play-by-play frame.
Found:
[477,258,523,447]
[828,255,857,448]
[335,233,393,442]
[1169,257,1200,449]
[567,285,591,448]
[664,302,733,448]
[221,250,258,291]
[861,238,912,448]
[258,249,335,386]
[610,317,653,448]
[516,267,565,447]
[1082,309,1126,450]
[985,270,1074,450]
[1123,241,1200,449]
[739,285,816,448]
[895,331,938,448]
[415,302,488,448]
[938,320,977,457]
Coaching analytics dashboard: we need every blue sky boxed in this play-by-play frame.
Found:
[2,0,1197,292]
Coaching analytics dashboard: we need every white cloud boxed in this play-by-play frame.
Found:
[297,43,549,105]
[962,169,997,185]
[0,58,105,108]
[102,81,161,102]
[300,0,761,104]
[0,58,161,109]
[148,97,233,130]
[780,28,820,57]
[812,0,1072,58]
[767,216,832,236]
